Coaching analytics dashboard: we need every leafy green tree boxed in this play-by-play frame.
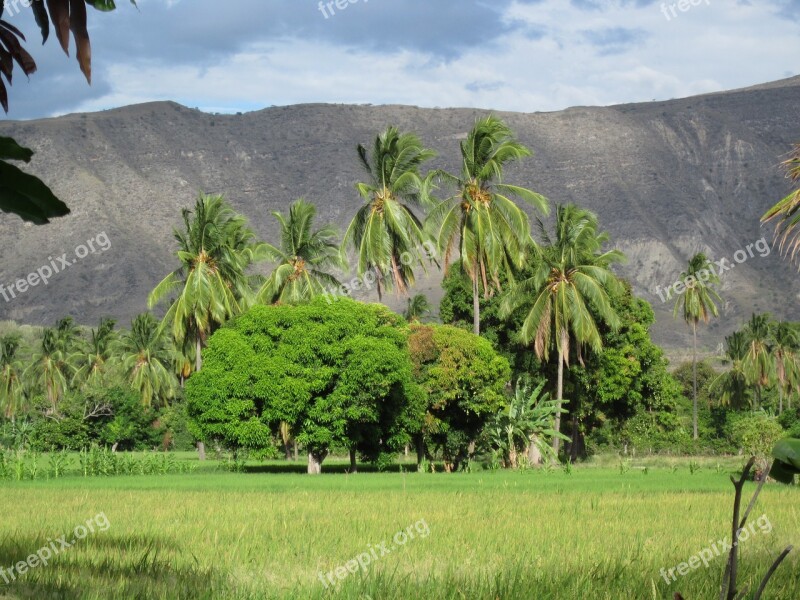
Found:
[0,334,24,420]
[729,412,784,473]
[115,314,177,408]
[408,323,510,471]
[186,298,417,474]
[255,198,343,305]
[672,253,721,440]
[98,386,164,451]
[342,127,436,299]
[72,318,117,389]
[149,193,262,372]
[428,116,548,334]
[404,293,432,323]
[501,204,623,454]
[762,143,800,264]
[575,285,682,459]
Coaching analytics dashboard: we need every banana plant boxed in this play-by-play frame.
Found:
[488,377,569,468]
[770,438,800,484]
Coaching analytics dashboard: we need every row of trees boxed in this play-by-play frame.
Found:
[3,118,796,470]
[145,117,632,463]
[712,314,800,413]
[0,315,177,418]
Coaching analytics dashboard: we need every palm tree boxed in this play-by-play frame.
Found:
[149,193,261,372]
[429,115,549,335]
[761,143,800,264]
[115,313,177,408]
[672,253,721,440]
[501,205,623,454]
[0,334,24,421]
[770,321,799,414]
[743,313,772,409]
[71,318,117,389]
[55,316,81,354]
[255,199,343,305]
[342,126,436,300]
[404,293,432,323]
[25,328,72,410]
[710,331,750,409]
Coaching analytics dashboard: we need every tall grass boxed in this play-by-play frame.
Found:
[0,465,796,599]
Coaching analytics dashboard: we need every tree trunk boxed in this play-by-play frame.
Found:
[472,271,480,335]
[552,347,565,456]
[779,386,783,415]
[415,435,425,467]
[692,322,698,440]
[197,441,206,461]
[293,440,299,461]
[307,449,327,475]
[284,442,292,461]
[349,448,357,473]
[111,442,119,453]
[527,435,542,466]
[508,445,518,469]
[570,414,579,463]
[195,337,203,373]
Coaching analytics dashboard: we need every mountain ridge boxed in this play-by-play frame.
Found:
[1,78,799,348]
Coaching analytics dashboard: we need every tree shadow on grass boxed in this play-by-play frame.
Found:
[0,533,223,600]
[242,462,417,475]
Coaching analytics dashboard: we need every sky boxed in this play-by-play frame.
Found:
[1,0,799,120]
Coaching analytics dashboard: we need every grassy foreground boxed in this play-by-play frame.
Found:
[0,460,797,599]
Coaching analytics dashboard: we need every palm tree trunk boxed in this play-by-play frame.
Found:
[570,413,579,463]
[553,347,565,456]
[195,337,203,372]
[692,321,698,440]
[194,336,206,460]
[779,385,783,415]
[472,270,480,335]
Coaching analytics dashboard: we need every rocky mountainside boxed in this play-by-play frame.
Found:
[1,76,799,349]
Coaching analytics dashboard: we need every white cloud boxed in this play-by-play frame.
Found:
[27,0,800,117]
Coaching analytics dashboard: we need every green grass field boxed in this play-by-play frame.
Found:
[0,456,797,599]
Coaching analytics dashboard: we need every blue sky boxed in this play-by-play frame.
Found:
[2,0,799,119]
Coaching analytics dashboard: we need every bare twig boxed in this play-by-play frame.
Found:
[753,545,794,600]
[720,457,755,600]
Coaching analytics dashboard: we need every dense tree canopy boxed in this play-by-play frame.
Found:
[408,323,510,471]
[186,298,418,473]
